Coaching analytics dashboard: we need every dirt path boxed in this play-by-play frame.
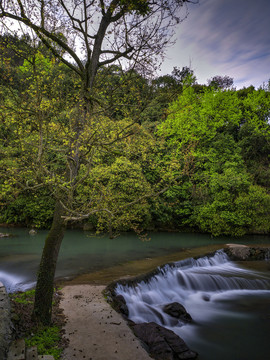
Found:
[60,285,151,360]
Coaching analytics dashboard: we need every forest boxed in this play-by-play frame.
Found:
[1,33,270,238]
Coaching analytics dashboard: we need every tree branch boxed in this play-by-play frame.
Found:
[0,10,85,75]
[99,47,133,67]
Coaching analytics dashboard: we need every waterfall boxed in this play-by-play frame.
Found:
[0,271,35,293]
[115,249,270,335]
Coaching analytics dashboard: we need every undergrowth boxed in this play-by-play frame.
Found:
[25,326,62,359]
[9,288,67,359]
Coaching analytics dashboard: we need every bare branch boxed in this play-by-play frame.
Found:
[40,0,45,28]
[99,47,133,67]
[0,9,84,75]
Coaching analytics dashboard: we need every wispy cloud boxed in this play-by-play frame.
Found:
[160,0,270,88]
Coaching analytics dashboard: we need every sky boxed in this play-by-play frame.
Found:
[159,0,270,89]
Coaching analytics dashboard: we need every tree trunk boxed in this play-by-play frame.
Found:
[32,91,91,326]
[32,200,66,325]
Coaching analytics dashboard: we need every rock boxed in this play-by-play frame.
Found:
[132,322,198,360]
[0,283,12,360]
[202,294,210,302]
[225,244,250,260]
[163,302,192,323]
[114,295,129,317]
[7,339,25,360]
[29,229,37,236]
[0,233,12,238]
[225,245,270,261]
[26,346,38,359]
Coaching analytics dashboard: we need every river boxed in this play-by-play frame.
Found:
[0,227,269,292]
[1,227,270,359]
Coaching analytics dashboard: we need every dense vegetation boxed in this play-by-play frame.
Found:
[1,34,270,237]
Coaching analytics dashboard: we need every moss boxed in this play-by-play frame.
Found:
[25,326,62,360]
[10,289,35,305]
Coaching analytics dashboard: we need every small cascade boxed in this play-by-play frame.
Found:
[0,271,35,293]
[116,250,270,323]
[115,250,270,359]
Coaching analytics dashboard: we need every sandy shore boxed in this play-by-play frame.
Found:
[60,285,151,360]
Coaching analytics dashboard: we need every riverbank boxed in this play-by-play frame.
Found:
[60,285,151,360]
[3,245,270,359]
[6,285,137,359]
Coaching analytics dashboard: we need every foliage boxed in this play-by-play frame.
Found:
[140,66,196,128]
[0,27,270,240]
[158,86,270,236]
[1,41,270,238]
[11,289,36,305]
[0,190,55,228]
[95,66,152,121]
[25,326,62,360]
[82,157,152,233]
[0,0,199,325]
[207,75,234,89]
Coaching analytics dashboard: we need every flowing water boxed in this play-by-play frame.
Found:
[0,227,270,292]
[115,250,270,360]
[0,227,269,292]
[1,227,270,358]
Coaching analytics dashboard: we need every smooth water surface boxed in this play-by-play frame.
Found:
[0,226,269,292]
[116,250,270,360]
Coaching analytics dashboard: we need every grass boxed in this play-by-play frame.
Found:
[10,289,35,304]
[9,288,66,360]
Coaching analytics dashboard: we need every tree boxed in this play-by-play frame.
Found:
[139,66,196,127]
[0,0,195,324]
[158,86,270,236]
[207,75,234,89]
[95,65,152,120]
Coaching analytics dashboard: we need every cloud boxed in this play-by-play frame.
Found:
[160,0,270,88]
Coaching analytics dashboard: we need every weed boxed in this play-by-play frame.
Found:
[10,287,65,359]
[10,289,35,304]
[25,326,62,360]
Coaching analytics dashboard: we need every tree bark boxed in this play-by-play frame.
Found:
[32,200,66,325]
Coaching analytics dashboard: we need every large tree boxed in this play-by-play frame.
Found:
[0,0,195,324]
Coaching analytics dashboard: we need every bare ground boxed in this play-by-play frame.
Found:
[60,285,151,360]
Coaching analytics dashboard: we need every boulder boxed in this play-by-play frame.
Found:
[114,294,129,317]
[132,322,197,360]
[163,302,192,323]
[225,245,270,261]
[225,244,250,260]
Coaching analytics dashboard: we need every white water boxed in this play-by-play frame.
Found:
[0,271,35,293]
[115,250,270,359]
